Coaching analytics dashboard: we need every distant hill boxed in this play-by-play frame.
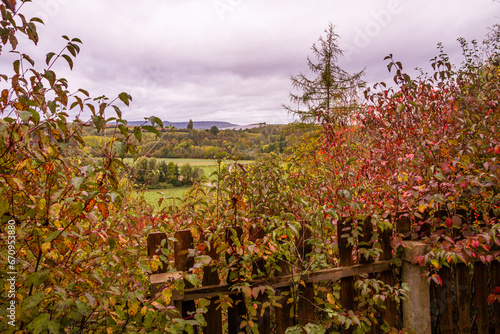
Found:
[220,123,267,130]
[125,120,239,130]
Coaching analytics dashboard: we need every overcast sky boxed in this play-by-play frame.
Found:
[2,0,499,125]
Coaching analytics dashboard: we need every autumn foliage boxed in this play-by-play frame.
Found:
[0,2,499,333]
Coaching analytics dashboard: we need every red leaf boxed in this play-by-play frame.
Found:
[97,202,109,218]
[445,218,453,228]
[2,0,16,12]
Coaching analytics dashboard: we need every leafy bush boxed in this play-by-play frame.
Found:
[0,3,183,332]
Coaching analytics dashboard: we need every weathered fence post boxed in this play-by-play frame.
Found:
[454,262,472,332]
[174,230,196,327]
[148,232,168,296]
[473,262,489,333]
[275,256,293,334]
[338,216,355,333]
[436,266,454,334]
[379,217,396,328]
[249,225,271,333]
[297,222,315,326]
[401,241,431,334]
[492,260,500,334]
[358,216,376,333]
[202,237,223,334]
[338,217,355,311]
[226,226,247,334]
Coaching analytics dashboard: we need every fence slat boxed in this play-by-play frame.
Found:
[297,223,315,326]
[249,226,271,333]
[275,258,293,334]
[359,216,376,333]
[473,262,489,333]
[491,261,500,334]
[147,232,168,296]
[492,261,500,334]
[202,239,222,334]
[338,217,355,311]
[455,263,472,333]
[174,230,196,328]
[379,218,396,329]
[147,232,168,273]
[226,227,247,334]
[437,266,454,334]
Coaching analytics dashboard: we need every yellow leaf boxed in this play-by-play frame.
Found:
[49,203,61,218]
[162,288,172,304]
[41,242,51,253]
[418,204,427,213]
[37,198,46,211]
[106,327,113,334]
[128,300,140,316]
[327,293,335,305]
[150,260,159,273]
[15,159,28,171]
[140,306,148,316]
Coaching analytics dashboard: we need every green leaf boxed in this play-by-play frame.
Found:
[24,291,46,309]
[62,54,73,70]
[133,127,142,142]
[148,116,163,128]
[143,125,160,136]
[78,88,90,97]
[13,59,19,74]
[9,33,18,50]
[44,231,61,243]
[91,115,105,132]
[112,105,122,118]
[118,124,129,136]
[27,22,39,44]
[47,321,60,334]
[67,43,77,57]
[118,92,132,106]
[29,109,40,124]
[44,70,56,86]
[434,172,446,182]
[27,313,50,334]
[30,17,45,24]
[0,197,9,217]
[71,176,85,191]
[17,110,31,122]
[114,141,126,159]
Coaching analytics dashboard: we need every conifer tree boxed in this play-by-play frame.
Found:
[284,23,365,125]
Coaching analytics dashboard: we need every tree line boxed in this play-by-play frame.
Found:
[130,159,204,189]
[82,123,318,160]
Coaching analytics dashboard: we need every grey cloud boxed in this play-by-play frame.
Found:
[3,0,498,124]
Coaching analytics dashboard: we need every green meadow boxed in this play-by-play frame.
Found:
[124,157,252,177]
[129,158,252,209]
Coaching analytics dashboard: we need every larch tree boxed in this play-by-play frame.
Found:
[284,23,366,126]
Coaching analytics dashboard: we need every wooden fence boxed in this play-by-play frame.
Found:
[147,212,500,333]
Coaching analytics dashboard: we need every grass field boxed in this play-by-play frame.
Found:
[129,158,252,209]
[140,187,190,209]
[125,158,252,177]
